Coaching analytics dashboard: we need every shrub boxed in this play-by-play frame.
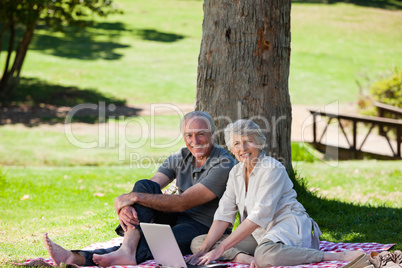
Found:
[291,142,317,163]
[358,68,402,116]
[370,68,402,108]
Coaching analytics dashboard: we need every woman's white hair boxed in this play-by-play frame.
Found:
[224,119,266,150]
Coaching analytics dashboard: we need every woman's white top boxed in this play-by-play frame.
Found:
[214,153,321,249]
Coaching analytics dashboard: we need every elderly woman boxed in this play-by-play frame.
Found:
[186,119,362,267]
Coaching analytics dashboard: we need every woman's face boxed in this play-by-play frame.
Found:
[231,135,261,166]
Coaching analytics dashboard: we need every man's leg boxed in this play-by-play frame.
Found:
[43,233,86,266]
[172,214,211,255]
[92,179,179,266]
[92,227,140,267]
[57,179,170,266]
[115,179,166,236]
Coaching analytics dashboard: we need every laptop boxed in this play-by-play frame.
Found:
[140,222,228,268]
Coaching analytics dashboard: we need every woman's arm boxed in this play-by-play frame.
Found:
[186,220,230,265]
[215,219,259,252]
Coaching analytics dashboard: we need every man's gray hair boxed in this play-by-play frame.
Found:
[181,111,216,133]
[224,119,266,150]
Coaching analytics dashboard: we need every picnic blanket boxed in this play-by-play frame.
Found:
[15,237,395,268]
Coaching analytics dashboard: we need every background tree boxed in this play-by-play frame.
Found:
[196,0,293,168]
[0,0,120,103]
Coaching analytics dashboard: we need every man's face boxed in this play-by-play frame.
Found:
[182,117,215,161]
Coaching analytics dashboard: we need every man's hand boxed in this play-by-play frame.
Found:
[114,193,137,215]
[118,206,139,232]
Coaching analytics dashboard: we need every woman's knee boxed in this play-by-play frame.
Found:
[254,241,281,267]
[190,234,208,253]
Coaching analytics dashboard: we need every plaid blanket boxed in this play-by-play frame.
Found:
[15,237,395,268]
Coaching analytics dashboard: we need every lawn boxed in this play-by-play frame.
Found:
[0,0,401,266]
[0,115,184,167]
[1,0,401,106]
[0,161,400,266]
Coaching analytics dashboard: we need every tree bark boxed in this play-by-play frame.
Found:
[196,0,293,168]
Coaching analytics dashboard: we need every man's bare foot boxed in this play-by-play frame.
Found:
[93,227,139,267]
[323,250,365,262]
[43,233,84,266]
[93,247,137,267]
[233,253,254,264]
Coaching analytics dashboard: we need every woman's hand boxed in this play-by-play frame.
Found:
[185,249,208,265]
[196,245,225,265]
[250,259,258,268]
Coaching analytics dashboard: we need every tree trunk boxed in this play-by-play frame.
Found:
[0,25,35,102]
[0,22,11,60]
[196,0,293,168]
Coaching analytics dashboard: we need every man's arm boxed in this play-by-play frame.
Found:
[115,177,218,213]
[115,172,173,232]
[149,172,172,189]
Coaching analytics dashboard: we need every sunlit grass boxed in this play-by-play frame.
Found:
[294,160,402,208]
[2,1,400,105]
[0,162,401,266]
[0,115,184,166]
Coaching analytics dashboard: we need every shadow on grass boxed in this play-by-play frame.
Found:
[31,22,130,60]
[29,22,185,60]
[291,170,401,248]
[136,29,185,42]
[0,77,142,126]
[292,0,402,10]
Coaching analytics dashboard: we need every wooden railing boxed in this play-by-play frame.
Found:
[374,102,402,119]
[308,109,402,159]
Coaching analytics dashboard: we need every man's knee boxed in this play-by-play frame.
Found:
[254,240,281,267]
[132,179,161,194]
[190,234,208,253]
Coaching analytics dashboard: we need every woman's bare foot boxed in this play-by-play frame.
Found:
[323,250,365,262]
[93,247,137,267]
[43,233,85,266]
[233,253,254,264]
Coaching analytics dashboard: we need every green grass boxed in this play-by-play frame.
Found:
[1,1,401,106]
[1,1,401,266]
[291,142,319,162]
[294,160,402,208]
[0,166,146,265]
[17,0,203,105]
[291,161,402,245]
[290,3,402,104]
[0,162,401,266]
[0,115,184,166]
[0,120,311,166]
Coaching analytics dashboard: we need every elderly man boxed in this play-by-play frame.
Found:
[43,111,235,267]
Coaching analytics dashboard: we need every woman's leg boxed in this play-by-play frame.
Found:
[191,234,258,264]
[254,239,323,267]
[254,239,363,267]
